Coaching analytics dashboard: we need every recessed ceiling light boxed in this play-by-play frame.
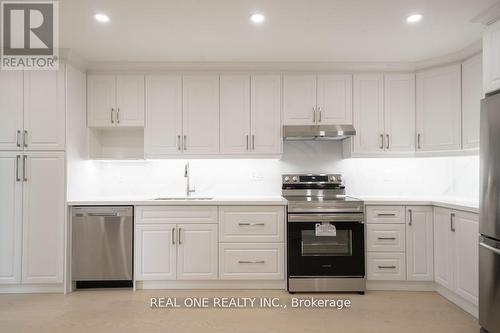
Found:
[94,13,110,23]
[406,14,423,24]
[250,13,265,24]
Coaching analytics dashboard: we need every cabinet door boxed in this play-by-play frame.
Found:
[317,74,353,125]
[453,211,479,305]
[135,224,177,281]
[483,19,500,94]
[116,75,145,127]
[250,75,282,154]
[384,74,415,152]
[22,152,65,284]
[220,75,250,154]
[24,68,65,150]
[433,207,454,289]
[283,74,316,125]
[0,71,23,150]
[462,54,483,150]
[144,75,183,157]
[87,74,116,127]
[182,75,220,154]
[416,64,462,152]
[0,153,22,284]
[353,74,385,153]
[177,224,217,280]
[406,206,434,281]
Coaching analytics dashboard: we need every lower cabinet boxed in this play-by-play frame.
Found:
[367,252,406,280]
[177,224,218,280]
[406,206,434,281]
[434,207,479,305]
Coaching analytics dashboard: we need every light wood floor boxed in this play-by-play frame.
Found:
[0,290,479,333]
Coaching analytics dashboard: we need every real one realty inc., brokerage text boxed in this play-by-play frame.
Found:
[150,297,352,309]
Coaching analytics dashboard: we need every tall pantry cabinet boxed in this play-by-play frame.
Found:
[0,67,66,287]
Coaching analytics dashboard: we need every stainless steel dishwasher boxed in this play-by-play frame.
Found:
[72,206,133,288]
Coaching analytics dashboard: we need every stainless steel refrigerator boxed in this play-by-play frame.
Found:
[480,91,500,333]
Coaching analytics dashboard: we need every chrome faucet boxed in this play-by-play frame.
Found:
[184,162,195,197]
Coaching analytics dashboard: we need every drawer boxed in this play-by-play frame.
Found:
[219,243,284,280]
[219,206,284,242]
[366,206,406,224]
[136,206,217,224]
[367,224,406,252]
[367,252,406,281]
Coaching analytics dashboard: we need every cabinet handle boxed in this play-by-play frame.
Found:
[23,130,28,147]
[378,265,396,269]
[246,135,249,151]
[386,134,390,149]
[318,107,322,122]
[450,213,456,232]
[252,135,255,151]
[417,133,421,150]
[22,155,27,182]
[408,209,412,226]
[238,223,265,227]
[16,130,21,147]
[172,227,175,245]
[377,237,396,240]
[177,135,181,151]
[238,260,265,264]
[183,136,187,150]
[312,107,316,123]
[117,108,121,124]
[377,213,396,217]
[16,155,21,181]
[111,108,115,124]
[379,134,384,150]
[178,227,182,244]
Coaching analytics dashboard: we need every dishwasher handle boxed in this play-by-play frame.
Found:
[72,206,133,218]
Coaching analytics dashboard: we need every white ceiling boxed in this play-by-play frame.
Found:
[59,0,498,63]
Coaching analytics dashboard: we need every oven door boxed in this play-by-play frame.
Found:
[287,213,365,277]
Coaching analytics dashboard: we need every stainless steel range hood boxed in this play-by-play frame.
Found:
[283,125,356,141]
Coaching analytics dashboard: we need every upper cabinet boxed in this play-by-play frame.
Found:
[87,74,145,128]
[462,54,483,150]
[284,74,352,125]
[416,64,462,152]
[0,68,65,151]
[483,19,500,94]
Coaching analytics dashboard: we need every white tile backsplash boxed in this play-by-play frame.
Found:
[70,142,479,202]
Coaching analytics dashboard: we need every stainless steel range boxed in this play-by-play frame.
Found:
[282,174,365,293]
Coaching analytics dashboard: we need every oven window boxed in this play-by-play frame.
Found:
[301,230,352,256]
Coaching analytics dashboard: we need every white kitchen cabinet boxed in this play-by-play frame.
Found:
[220,75,250,153]
[366,224,406,252]
[384,74,415,152]
[453,210,479,305]
[177,224,218,280]
[352,74,385,153]
[434,207,454,289]
[135,224,177,281]
[284,74,352,125]
[483,19,500,94]
[144,75,183,156]
[283,74,317,125]
[316,74,353,125]
[0,71,23,150]
[22,152,65,284]
[462,54,483,150]
[406,206,434,281]
[366,205,406,224]
[87,74,145,128]
[367,252,406,281]
[416,64,462,152]
[0,152,22,284]
[182,75,219,154]
[250,75,282,154]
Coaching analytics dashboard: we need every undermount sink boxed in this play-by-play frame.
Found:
[152,197,214,201]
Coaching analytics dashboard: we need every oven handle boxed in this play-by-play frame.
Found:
[288,213,364,223]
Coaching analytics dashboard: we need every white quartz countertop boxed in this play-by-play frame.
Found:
[67,196,288,206]
[359,196,479,214]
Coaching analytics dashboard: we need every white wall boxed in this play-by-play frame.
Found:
[69,141,479,202]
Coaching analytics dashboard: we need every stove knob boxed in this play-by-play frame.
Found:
[292,176,298,182]
[329,175,336,182]
[284,176,290,182]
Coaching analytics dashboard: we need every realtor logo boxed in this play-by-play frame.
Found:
[1,1,59,70]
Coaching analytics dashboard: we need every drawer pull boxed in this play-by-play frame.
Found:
[238,223,265,227]
[377,237,396,240]
[377,213,396,217]
[378,265,396,269]
[238,260,265,264]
